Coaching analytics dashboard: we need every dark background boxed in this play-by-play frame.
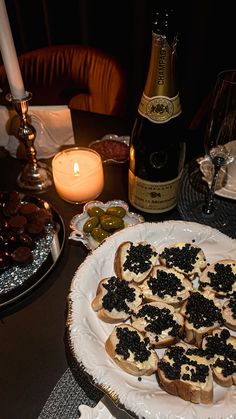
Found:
[2,0,236,125]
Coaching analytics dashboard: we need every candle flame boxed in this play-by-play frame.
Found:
[73,162,80,176]
[44,201,50,210]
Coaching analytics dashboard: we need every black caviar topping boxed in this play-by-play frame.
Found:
[123,243,157,274]
[102,276,137,313]
[116,327,151,363]
[228,295,236,319]
[204,329,236,358]
[213,358,236,377]
[159,243,202,273]
[220,328,231,340]
[185,292,223,328]
[134,304,181,340]
[158,345,209,382]
[204,329,236,377]
[205,263,236,295]
[186,347,206,357]
[147,270,184,298]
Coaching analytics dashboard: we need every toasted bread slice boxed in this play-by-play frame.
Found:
[180,290,224,347]
[105,323,158,376]
[114,241,158,284]
[131,301,184,347]
[159,242,207,280]
[222,295,236,331]
[140,265,192,307]
[157,341,213,404]
[199,259,236,298]
[202,328,236,387]
[91,276,143,323]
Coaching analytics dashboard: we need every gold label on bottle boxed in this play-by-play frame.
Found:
[138,93,181,123]
[129,169,182,213]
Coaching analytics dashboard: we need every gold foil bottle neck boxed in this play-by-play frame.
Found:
[138,26,181,123]
[143,32,177,99]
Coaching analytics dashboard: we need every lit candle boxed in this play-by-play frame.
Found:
[0,0,25,99]
[52,147,104,203]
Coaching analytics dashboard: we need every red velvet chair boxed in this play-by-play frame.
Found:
[0,44,127,116]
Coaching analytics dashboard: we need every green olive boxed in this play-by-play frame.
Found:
[91,227,110,243]
[100,214,124,231]
[87,206,105,218]
[83,216,99,233]
[106,206,126,218]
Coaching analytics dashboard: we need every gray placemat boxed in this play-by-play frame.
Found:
[178,160,236,238]
[38,366,103,419]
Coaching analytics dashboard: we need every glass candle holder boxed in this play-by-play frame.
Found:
[52,147,104,203]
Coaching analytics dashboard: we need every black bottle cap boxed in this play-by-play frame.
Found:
[153,8,178,46]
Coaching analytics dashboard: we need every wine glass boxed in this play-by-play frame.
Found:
[202,69,236,216]
[178,69,236,233]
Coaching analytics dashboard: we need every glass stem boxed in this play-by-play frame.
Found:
[203,163,221,215]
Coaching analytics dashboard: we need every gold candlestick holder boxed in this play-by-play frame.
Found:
[6,92,52,191]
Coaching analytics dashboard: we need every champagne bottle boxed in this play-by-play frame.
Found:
[128,8,186,214]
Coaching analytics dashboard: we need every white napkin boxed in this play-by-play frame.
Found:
[0,105,75,159]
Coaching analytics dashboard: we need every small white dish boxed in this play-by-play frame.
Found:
[88,134,130,164]
[69,199,144,250]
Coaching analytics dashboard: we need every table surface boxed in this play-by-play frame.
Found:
[0,110,203,419]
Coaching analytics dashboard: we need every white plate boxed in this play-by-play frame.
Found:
[68,221,236,419]
[69,199,144,250]
[78,401,114,419]
[78,394,131,419]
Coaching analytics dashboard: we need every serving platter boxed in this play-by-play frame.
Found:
[67,220,236,419]
[78,401,114,419]
[0,192,65,308]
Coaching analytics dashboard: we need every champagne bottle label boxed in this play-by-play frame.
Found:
[138,93,181,123]
[129,169,182,213]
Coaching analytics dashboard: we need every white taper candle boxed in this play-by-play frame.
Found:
[0,0,25,99]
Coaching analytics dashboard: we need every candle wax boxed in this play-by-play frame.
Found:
[0,0,25,99]
[52,148,104,203]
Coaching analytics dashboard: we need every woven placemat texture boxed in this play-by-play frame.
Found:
[38,366,102,419]
[178,161,236,238]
